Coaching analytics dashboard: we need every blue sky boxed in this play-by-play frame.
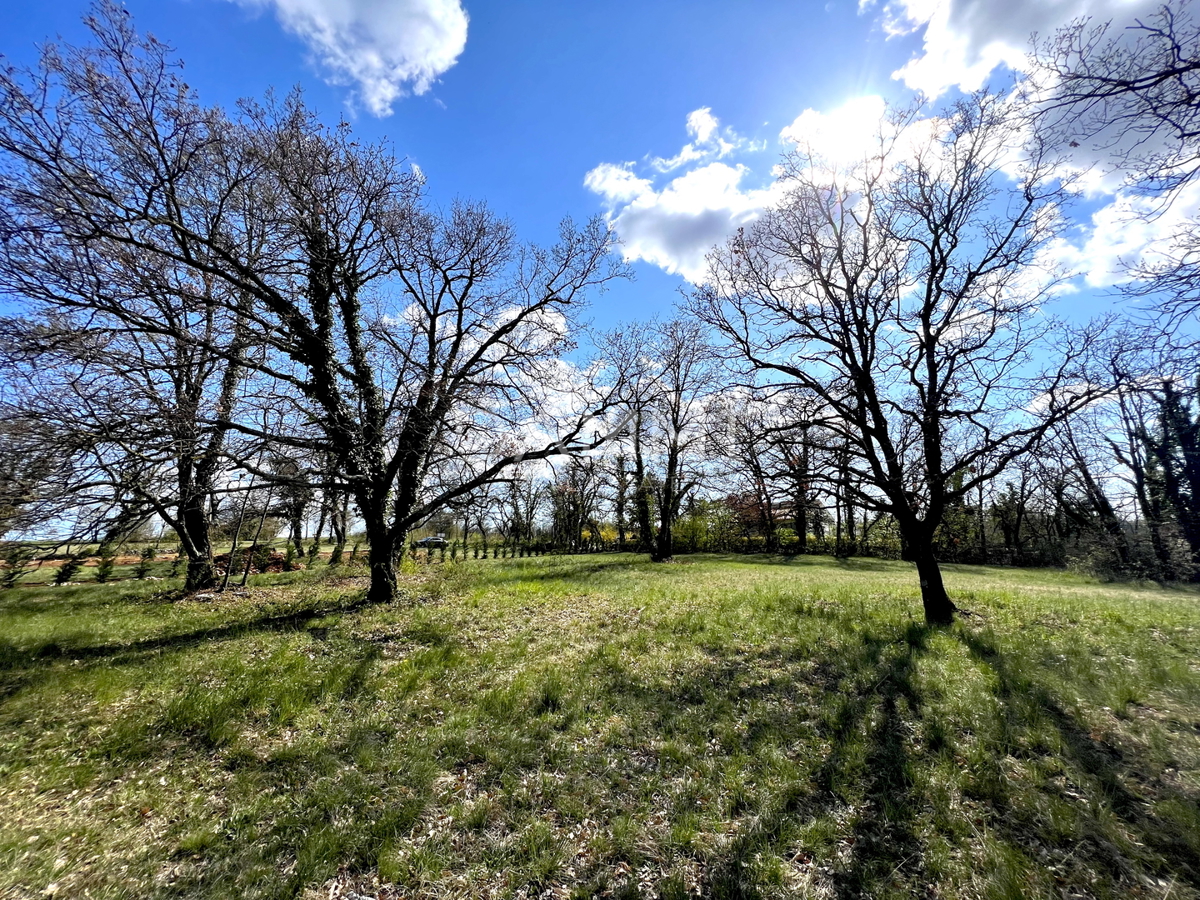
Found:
[0,0,1184,328]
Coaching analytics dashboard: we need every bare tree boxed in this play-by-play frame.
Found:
[1032,1,1200,316]
[1033,2,1200,190]
[696,94,1107,624]
[0,5,264,589]
[0,4,627,603]
[608,318,718,561]
[710,395,783,550]
[549,456,603,550]
[0,309,251,589]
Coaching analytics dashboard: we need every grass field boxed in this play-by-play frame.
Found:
[1,554,1199,899]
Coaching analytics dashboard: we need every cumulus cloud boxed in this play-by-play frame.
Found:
[1046,180,1200,290]
[650,107,761,172]
[777,94,946,174]
[868,0,1164,99]
[227,0,468,115]
[586,101,921,282]
[585,108,781,282]
[587,160,780,282]
[857,0,1199,299]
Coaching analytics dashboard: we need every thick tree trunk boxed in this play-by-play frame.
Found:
[913,542,956,625]
[632,412,655,553]
[366,546,399,605]
[185,556,215,592]
[653,447,679,562]
[180,495,216,592]
[654,516,674,561]
[359,509,402,603]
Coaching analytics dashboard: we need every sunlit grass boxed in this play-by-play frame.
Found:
[2,553,1199,898]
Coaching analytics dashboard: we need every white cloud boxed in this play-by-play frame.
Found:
[780,95,893,163]
[687,108,719,144]
[876,0,1164,99]
[585,108,780,282]
[587,160,780,282]
[583,163,652,204]
[586,100,917,283]
[651,107,759,172]
[1048,180,1200,290]
[227,0,468,116]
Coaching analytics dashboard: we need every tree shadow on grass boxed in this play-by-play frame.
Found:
[1,629,439,900]
[590,615,937,899]
[827,624,934,900]
[957,628,1200,892]
[0,591,386,704]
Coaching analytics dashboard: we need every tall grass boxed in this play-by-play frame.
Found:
[1,554,1198,899]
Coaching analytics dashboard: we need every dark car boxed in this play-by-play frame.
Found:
[414,536,448,549]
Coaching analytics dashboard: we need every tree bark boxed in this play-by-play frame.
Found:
[653,446,677,562]
[912,541,957,625]
[632,410,655,553]
[366,540,400,605]
[180,492,216,592]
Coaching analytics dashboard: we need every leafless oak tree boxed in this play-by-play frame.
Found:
[696,94,1107,624]
[0,4,628,603]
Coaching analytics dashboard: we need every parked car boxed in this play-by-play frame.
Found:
[414,536,448,549]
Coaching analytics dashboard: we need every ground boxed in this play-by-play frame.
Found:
[1,553,1199,899]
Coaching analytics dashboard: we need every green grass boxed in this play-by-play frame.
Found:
[2,553,1200,899]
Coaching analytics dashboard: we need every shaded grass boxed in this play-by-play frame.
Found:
[1,553,1199,899]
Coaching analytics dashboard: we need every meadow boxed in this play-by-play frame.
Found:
[1,553,1199,899]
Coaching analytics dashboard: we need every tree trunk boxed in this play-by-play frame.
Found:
[357,505,402,603]
[290,516,304,555]
[366,544,399,605]
[632,412,655,553]
[180,494,216,591]
[185,556,215,592]
[912,541,956,625]
[653,446,679,562]
[654,513,674,561]
[1133,467,1173,577]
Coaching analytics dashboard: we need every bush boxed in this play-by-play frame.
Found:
[54,555,84,585]
[95,544,117,583]
[135,546,157,579]
[252,543,273,574]
[1,544,35,589]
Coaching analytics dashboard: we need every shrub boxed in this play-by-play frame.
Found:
[1,544,35,589]
[135,546,157,579]
[54,555,84,585]
[95,544,117,583]
[252,543,273,573]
